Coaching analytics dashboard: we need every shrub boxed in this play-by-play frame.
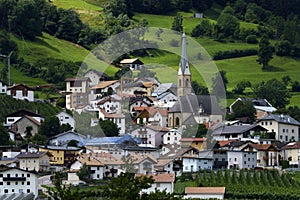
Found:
[170,39,179,47]
[213,48,257,60]
[246,34,258,44]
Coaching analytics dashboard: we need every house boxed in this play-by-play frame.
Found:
[180,138,206,151]
[4,109,44,127]
[212,124,268,141]
[70,153,104,180]
[84,69,110,86]
[152,83,177,103]
[65,77,91,110]
[184,187,225,200]
[49,131,86,146]
[130,125,170,147]
[213,149,228,169]
[0,80,7,94]
[123,146,160,159]
[281,142,300,167]
[122,154,157,175]
[6,84,34,102]
[11,115,41,138]
[227,149,257,169]
[90,80,120,99]
[129,96,153,114]
[250,143,280,167]
[56,111,76,130]
[182,155,213,172]
[230,98,277,119]
[259,114,300,142]
[140,173,175,194]
[163,129,182,145]
[98,109,125,135]
[0,167,38,198]
[120,58,144,70]
[0,157,18,168]
[134,107,168,127]
[39,146,81,166]
[96,94,122,114]
[16,151,51,172]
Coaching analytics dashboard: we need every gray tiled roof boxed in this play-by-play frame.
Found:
[169,94,223,115]
[16,152,47,159]
[212,124,268,135]
[261,114,300,126]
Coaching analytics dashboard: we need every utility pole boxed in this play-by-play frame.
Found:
[0,51,13,86]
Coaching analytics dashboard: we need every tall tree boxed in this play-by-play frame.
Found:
[99,120,120,137]
[77,163,92,183]
[0,125,10,145]
[171,12,183,33]
[253,79,290,108]
[39,116,61,138]
[216,6,240,39]
[257,34,273,69]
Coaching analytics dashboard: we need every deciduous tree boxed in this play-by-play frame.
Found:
[257,34,273,69]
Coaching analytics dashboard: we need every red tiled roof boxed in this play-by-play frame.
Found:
[218,140,235,147]
[185,187,225,194]
[137,173,175,183]
[250,143,277,151]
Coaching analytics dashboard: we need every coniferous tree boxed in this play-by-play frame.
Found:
[172,13,183,33]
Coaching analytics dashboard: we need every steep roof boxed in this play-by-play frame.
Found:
[91,80,118,89]
[7,83,34,90]
[178,33,191,76]
[14,115,41,126]
[50,131,86,140]
[120,58,143,64]
[260,114,300,126]
[16,151,49,159]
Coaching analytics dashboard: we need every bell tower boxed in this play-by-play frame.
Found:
[177,33,191,96]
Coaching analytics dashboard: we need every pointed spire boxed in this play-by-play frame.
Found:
[178,33,191,75]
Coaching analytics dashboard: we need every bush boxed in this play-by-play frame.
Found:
[276,40,292,56]
[170,39,179,47]
[213,48,258,60]
[246,34,258,44]
[292,81,300,92]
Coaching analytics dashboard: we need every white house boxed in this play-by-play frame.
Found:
[0,167,38,198]
[163,129,182,145]
[49,131,86,146]
[89,80,120,100]
[4,109,44,127]
[140,173,175,194]
[70,153,104,180]
[259,114,300,142]
[0,81,7,94]
[130,125,170,147]
[281,142,300,166]
[56,111,76,130]
[129,96,153,114]
[96,94,122,114]
[227,150,257,169]
[182,156,213,172]
[7,84,34,102]
[184,187,225,200]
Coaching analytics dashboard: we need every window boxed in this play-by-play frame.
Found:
[0,174,2,177]
[27,189,30,193]
[27,174,30,178]
[175,137,177,141]
[16,182,18,185]
[7,174,10,178]
[287,129,289,133]
[244,161,246,164]
[0,182,3,185]
[292,129,295,133]
[280,135,283,139]
[167,137,170,141]
[265,122,268,125]
[270,122,272,125]
[286,136,288,141]
[27,181,30,185]
[12,189,14,192]
[7,182,10,185]
[22,182,24,185]
[283,129,285,133]
[234,158,237,161]
[15,174,18,177]
[4,189,8,193]
[248,158,250,161]
[261,122,264,125]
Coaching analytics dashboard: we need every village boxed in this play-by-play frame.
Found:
[0,33,300,199]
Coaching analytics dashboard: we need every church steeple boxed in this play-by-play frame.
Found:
[177,33,192,96]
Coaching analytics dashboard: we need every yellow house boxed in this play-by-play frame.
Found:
[39,146,81,166]
[16,151,51,172]
[180,138,206,151]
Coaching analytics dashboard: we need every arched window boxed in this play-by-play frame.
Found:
[175,117,180,126]
[179,79,181,87]
[186,78,189,87]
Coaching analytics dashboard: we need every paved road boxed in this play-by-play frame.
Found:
[38,175,53,191]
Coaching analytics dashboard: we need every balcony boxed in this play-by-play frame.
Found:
[3,177,26,181]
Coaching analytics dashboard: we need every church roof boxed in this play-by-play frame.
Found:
[169,94,223,115]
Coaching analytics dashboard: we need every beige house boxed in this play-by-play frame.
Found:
[11,115,41,138]
[259,114,300,142]
[250,143,280,167]
[282,142,300,166]
[16,152,51,172]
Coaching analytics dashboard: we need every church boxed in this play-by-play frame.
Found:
[168,33,223,128]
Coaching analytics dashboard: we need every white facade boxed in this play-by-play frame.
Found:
[227,151,257,169]
[5,116,44,127]
[182,157,213,172]
[7,89,34,102]
[131,127,164,147]
[0,81,7,94]
[56,111,76,130]
[163,129,181,145]
[70,160,104,180]
[141,174,175,194]
[260,120,299,142]
[0,168,38,198]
